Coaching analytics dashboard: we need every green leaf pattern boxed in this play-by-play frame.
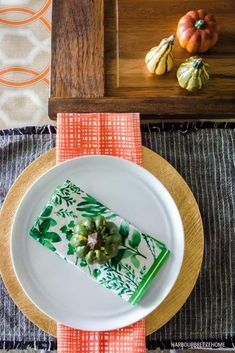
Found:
[29,179,170,303]
[29,216,60,252]
[56,208,78,219]
[76,195,117,219]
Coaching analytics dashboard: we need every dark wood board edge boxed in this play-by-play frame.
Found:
[48,97,235,121]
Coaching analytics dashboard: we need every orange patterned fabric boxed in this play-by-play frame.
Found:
[0,1,51,88]
[0,0,51,128]
[57,321,146,353]
[56,113,145,353]
[56,113,143,166]
[0,1,51,27]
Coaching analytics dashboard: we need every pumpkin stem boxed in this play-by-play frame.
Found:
[195,19,207,30]
[193,58,203,69]
[87,232,100,249]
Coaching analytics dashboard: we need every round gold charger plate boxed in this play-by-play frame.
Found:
[0,147,203,337]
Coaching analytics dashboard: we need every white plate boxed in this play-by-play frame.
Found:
[11,155,184,331]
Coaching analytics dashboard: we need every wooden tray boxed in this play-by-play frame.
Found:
[0,147,203,336]
[48,0,235,120]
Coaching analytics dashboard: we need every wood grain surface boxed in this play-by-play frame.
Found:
[49,0,235,119]
[49,96,235,119]
[105,0,235,95]
[51,0,104,98]
[0,147,204,336]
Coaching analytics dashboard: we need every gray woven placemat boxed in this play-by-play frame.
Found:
[0,125,234,351]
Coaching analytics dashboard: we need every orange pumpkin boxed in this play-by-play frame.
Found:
[177,9,218,53]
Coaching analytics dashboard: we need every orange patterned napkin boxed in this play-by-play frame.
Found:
[57,321,145,353]
[56,113,143,165]
[56,113,145,353]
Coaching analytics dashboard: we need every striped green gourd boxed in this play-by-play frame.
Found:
[145,34,175,75]
[177,56,210,92]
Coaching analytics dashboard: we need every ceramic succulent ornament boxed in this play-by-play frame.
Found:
[70,216,121,264]
[177,56,210,92]
[145,34,175,75]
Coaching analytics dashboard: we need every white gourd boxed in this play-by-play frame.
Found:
[145,35,175,75]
